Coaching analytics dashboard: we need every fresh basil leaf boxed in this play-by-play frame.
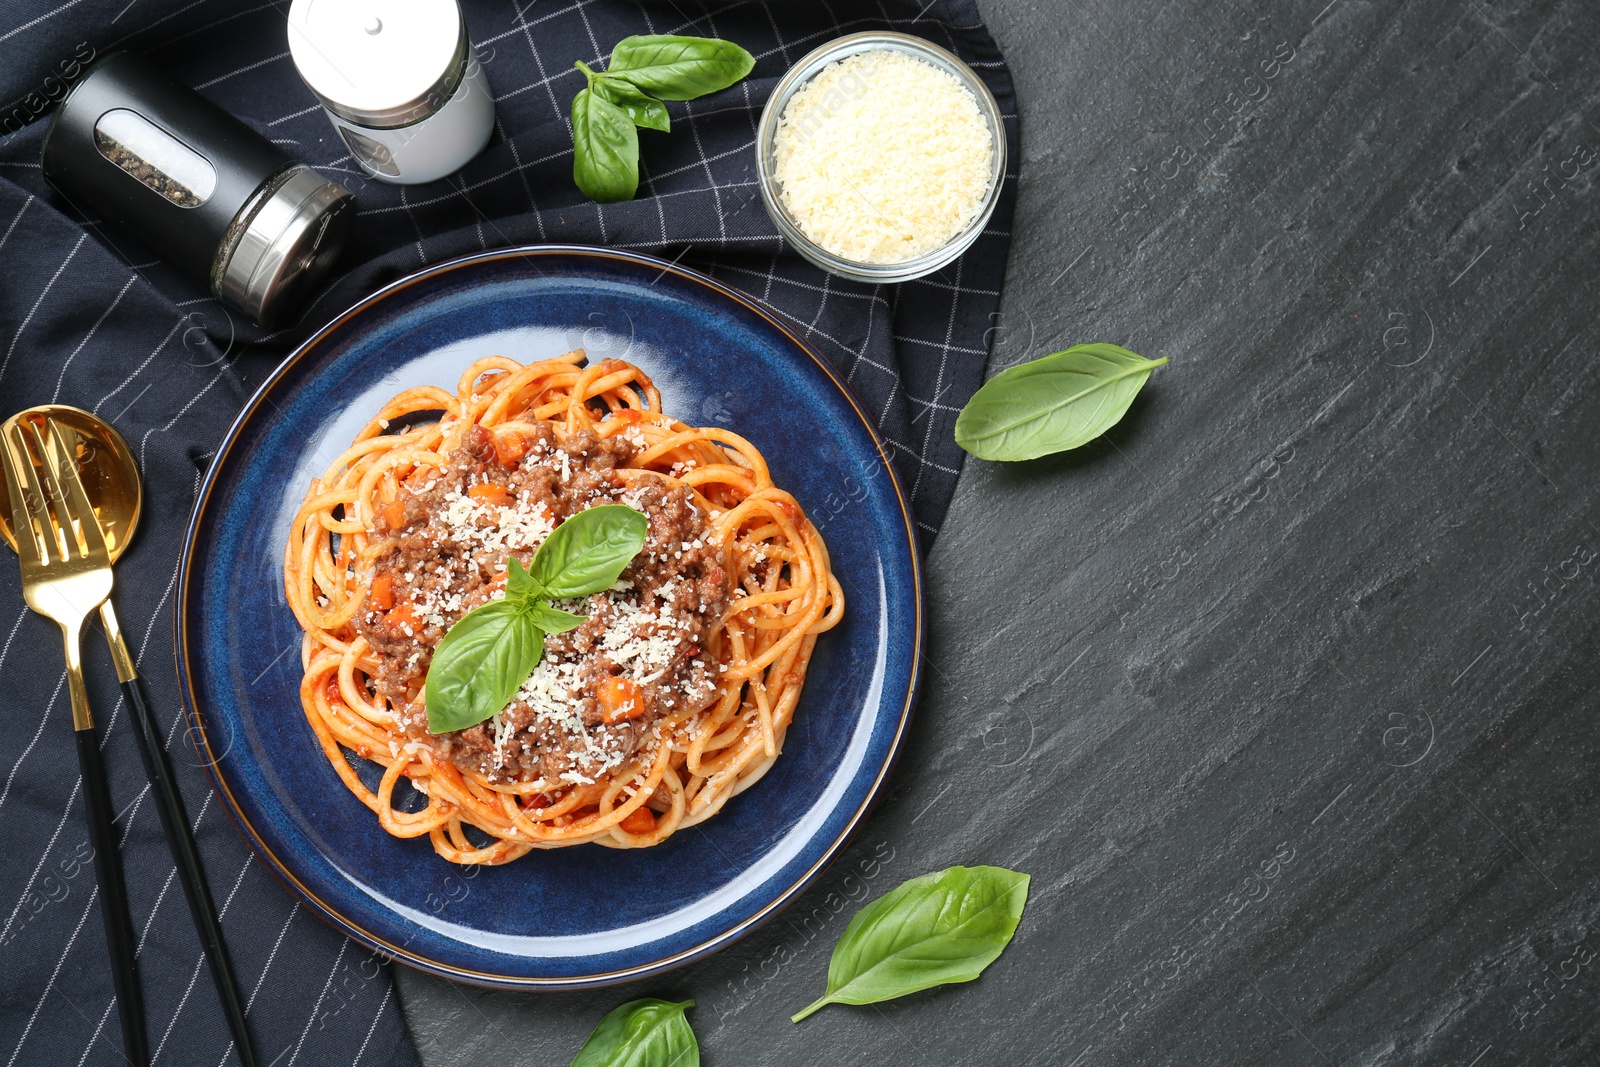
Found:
[791,866,1029,1022]
[571,998,698,1067]
[605,35,754,101]
[529,601,587,635]
[531,505,648,598]
[425,602,543,734]
[507,556,542,601]
[572,87,639,203]
[954,344,1169,461]
[592,75,671,132]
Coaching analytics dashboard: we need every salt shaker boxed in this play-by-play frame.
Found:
[287,0,495,185]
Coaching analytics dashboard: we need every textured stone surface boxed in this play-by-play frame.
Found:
[398,1,1600,1063]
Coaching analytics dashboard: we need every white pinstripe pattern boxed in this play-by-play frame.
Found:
[4,885,96,1067]
[92,318,183,415]
[104,0,215,50]
[212,844,252,914]
[149,944,209,1064]
[136,363,232,470]
[244,905,301,1012]
[266,104,322,126]
[0,610,23,671]
[140,811,248,1067]
[0,233,85,383]
[193,50,289,90]
[146,832,252,1066]
[0,671,67,817]
[0,0,82,46]
[50,274,136,402]
[189,788,214,833]
[0,776,78,946]
[350,982,392,1067]
[134,865,178,957]
[70,997,113,1067]
[0,196,31,259]
[284,940,349,1067]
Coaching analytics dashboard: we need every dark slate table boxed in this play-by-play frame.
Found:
[396,1,1600,1063]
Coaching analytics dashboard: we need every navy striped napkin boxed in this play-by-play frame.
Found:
[0,1,1018,1063]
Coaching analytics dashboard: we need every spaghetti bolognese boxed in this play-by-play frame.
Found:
[283,351,842,864]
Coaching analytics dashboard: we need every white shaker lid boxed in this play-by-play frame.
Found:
[288,0,467,128]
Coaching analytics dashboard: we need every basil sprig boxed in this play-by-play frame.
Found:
[571,35,754,203]
[605,36,755,100]
[954,344,1169,461]
[585,67,670,132]
[570,86,640,204]
[571,998,699,1067]
[424,505,647,734]
[791,866,1030,1022]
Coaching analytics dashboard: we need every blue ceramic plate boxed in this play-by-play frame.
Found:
[177,246,922,988]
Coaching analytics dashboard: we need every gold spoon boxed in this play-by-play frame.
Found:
[0,407,142,678]
[0,406,258,1067]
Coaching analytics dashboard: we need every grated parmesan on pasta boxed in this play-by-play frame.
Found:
[772,49,993,264]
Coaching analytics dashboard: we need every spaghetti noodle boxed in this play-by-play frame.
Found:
[283,351,843,864]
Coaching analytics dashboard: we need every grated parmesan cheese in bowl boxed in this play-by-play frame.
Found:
[758,32,1005,283]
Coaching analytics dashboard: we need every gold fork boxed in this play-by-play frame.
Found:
[1,419,148,1066]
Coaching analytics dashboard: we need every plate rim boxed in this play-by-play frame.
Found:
[174,244,925,989]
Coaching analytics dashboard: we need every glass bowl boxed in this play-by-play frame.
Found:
[756,31,1007,284]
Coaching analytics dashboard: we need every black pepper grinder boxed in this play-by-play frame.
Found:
[40,51,355,327]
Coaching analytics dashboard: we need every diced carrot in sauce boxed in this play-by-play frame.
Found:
[389,601,421,631]
[492,430,530,469]
[380,500,406,530]
[596,676,647,724]
[370,572,396,611]
[619,806,656,834]
[468,483,513,507]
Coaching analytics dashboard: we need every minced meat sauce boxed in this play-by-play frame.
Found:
[352,421,732,787]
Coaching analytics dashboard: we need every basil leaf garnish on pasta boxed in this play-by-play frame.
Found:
[954,344,1168,461]
[530,504,648,598]
[507,556,542,600]
[791,866,1030,1022]
[529,602,587,635]
[571,998,699,1067]
[425,603,544,735]
[424,506,645,734]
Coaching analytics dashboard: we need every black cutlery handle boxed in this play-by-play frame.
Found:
[77,727,149,1067]
[122,675,259,1067]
